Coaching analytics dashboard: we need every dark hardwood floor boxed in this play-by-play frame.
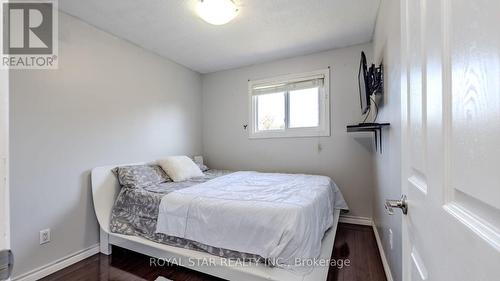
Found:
[41,223,386,281]
[327,223,387,281]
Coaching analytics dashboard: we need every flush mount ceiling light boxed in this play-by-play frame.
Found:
[197,0,239,25]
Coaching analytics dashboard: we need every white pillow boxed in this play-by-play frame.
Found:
[157,156,204,182]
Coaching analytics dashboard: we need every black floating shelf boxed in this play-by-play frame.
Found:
[346,123,390,153]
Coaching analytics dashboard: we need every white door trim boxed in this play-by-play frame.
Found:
[0,69,10,279]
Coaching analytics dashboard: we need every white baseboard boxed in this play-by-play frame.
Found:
[339,215,373,226]
[13,244,99,281]
[372,224,394,281]
[11,224,393,281]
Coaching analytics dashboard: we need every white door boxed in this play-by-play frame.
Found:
[0,69,9,280]
[400,0,500,280]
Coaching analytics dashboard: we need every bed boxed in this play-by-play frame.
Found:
[91,162,347,281]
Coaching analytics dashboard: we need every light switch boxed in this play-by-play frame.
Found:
[194,156,203,165]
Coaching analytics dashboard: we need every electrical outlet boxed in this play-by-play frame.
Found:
[40,229,51,245]
[389,228,393,250]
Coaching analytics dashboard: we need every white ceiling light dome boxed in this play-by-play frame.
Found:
[197,0,239,25]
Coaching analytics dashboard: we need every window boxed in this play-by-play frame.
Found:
[249,69,330,138]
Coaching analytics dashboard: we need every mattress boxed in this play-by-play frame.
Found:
[156,171,348,273]
[109,169,264,261]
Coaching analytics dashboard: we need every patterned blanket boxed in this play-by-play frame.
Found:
[110,169,264,261]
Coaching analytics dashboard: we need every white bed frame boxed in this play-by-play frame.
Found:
[91,163,340,281]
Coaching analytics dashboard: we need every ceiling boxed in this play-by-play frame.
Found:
[59,0,380,73]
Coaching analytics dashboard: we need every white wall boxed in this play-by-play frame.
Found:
[10,13,202,277]
[202,43,375,218]
[372,0,402,280]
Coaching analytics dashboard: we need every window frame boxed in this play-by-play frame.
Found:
[248,69,330,139]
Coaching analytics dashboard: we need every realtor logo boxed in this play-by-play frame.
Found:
[1,0,58,69]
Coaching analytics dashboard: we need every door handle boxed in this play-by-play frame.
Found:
[0,250,13,281]
[385,195,408,215]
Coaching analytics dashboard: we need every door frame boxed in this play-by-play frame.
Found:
[0,69,10,278]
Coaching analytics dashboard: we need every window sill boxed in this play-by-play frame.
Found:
[248,128,330,139]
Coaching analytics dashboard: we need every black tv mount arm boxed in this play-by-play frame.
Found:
[369,63,384,96]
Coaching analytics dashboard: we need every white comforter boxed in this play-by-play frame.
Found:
[156,171,348,271]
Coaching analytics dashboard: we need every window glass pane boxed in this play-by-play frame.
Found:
[257,92,285,131]
[289,87,319,128]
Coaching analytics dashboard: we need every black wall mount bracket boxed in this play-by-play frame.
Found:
[346,123,390,153]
